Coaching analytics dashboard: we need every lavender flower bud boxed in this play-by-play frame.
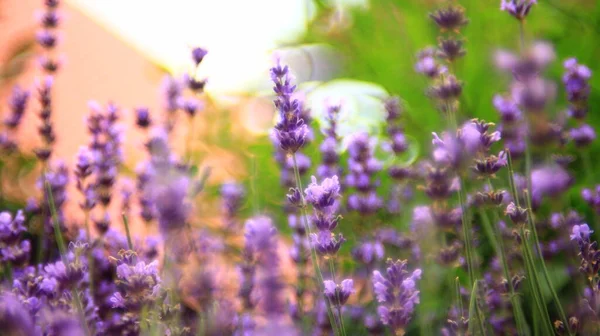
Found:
[505,202,528,225]
[415,48,447,78]
[323,279,354,308]
[36,29,57,49]
[4,86,30,129]
[372,259,422,335]
[135,107,152,129]
[501,0,536,20]
[569,124,596,147]
[438,37,466,61]
[191,47,208,66]
[570,224,592,242]
[429,5,469,31]
[179,97,202,117]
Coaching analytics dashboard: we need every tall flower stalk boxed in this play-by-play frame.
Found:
[270,61,340,334]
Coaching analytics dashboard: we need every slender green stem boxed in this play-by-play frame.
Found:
[455,277,464,319]
[291,153,340,336]
[518,20,526,53]
[337,307,347,336]
[4,264,13,284]
[122,213,134,250]
[37,164,49,266]
[506,150,521,208]
[520,226,554,335]
[482,208,528,335]
[470,281,487,336]
[458,177,476,285]
[582,149,594,185]
[447,108,476,286]
[524,191,572,336]
[46,182,90,336]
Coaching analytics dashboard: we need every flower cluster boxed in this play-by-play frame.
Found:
[306,175,345,257]
[0,210,30,266]
[563,58,595,147]
[372,259,422,335]
[317,104,343,180]
[346,132,383,215]
[271,62,309,154]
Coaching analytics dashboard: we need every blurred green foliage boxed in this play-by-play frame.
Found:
[306,0,600,145]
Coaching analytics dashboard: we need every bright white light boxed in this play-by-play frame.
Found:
[67,0,316,94]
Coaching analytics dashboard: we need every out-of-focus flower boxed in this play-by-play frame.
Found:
[135,107,152,129]
[415,48,447,78]
[500,0,537,20]
[570,224,592,242]
[505,202,528,225]
[429,5,469,31]
[0,293,36,335]
[3,86,30,129]
[323,279,353,308]
[530,165,573,205]
[191,47,208,66]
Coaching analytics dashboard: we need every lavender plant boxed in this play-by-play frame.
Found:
[2,0,600,335]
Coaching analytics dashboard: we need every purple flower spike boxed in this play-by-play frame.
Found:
[4,86,30,129]
[270,61,309,154]
[372,259,421,335]
[563,57,591,104]
[569,124,596,147]
[244,216,285,316]
[324,279,354,308]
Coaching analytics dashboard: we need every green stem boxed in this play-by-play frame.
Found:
[506,150,521,208]
[518,20,526,53]
[520,226,554,335]
[582,149,594,185]
[458,177,476,286]
[455,277,464,319]
[291,153,340,336]
[524,191,572,336]
[447,108,476,285]
[122,213,134,250]
[482,209,528,335]
[46,181,90,336]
